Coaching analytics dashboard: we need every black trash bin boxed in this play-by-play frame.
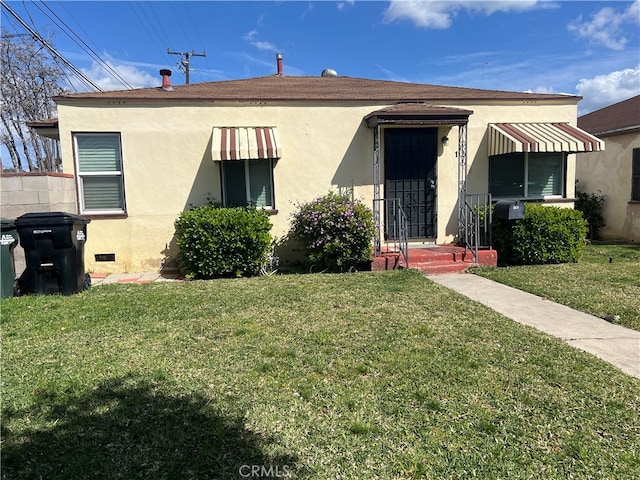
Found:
[1,217,18,298]
[15,212,91,296]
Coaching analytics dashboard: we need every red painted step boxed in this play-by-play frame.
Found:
[373,245,497,275]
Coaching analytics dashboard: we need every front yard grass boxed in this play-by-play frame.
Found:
[473,243,640,331]
[2,269,639,479]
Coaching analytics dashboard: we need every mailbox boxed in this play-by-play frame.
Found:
[494,200,525,221]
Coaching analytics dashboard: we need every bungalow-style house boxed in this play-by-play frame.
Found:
[31,58,603,273]
[576,95,640,243]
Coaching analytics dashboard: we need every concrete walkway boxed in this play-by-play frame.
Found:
[430,273,640,379]
[90,272,182,285]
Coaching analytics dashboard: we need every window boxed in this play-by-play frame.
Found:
[490,152,565,199]
[632,148,640,201]
[74,133,125,214]
[221,159,274,208]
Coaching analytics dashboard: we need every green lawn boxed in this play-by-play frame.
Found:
[2,270,639,479]
[473,243,640,331]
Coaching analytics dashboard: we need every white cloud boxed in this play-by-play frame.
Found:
[383,0,539,29]
[576,66,640,115]
[243,30,258,42]
[243,30,277,52]
[338,0,355,11]
[252,41,278,52]
[71,60,158,92]
[567,0,639,51]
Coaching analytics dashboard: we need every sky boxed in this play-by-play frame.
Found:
[2,0,639,117]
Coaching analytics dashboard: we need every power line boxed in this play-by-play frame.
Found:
[33,0,133,90]
[0,0,102,92]
[180,1,212,79]
[129,1,173,67]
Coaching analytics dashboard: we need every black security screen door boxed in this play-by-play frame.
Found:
[384,128,438,238]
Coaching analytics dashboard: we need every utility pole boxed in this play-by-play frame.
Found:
[167,49,206,84]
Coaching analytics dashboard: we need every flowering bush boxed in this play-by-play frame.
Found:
[290,192,375,272]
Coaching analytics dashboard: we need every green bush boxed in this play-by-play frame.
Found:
[575,188,606,240]
[175,206,272,279]
[290,191,375,272]
[493,203,587,265]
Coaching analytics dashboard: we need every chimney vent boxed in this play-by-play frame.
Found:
[276,53,283,76]
[160,69,174,91]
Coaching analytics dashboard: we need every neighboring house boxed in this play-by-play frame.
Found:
[30,59,603,273]
[577,95,640,243]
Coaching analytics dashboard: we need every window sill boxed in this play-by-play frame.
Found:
[629,201,640,205]
[81,213,128,220]
[491,197,573,204]
[543,197,575,203]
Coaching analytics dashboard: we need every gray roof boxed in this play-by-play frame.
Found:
[578,95,640,136]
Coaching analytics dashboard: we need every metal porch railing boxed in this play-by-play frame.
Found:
[461,194,492,262]
[373,198,409,268]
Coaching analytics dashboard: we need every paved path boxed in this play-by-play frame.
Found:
[90,272,182,285]
[430,273,640,379]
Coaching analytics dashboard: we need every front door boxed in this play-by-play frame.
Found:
[384,128,438,238]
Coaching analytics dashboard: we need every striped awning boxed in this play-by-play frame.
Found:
[212,127,281,161]
[488,123,604,156]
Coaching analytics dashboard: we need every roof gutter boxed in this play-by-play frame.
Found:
[588,124,640,137]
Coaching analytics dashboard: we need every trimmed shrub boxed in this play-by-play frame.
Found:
[290,191,375,272]
[175,206,272,279]
[493,203,587,265]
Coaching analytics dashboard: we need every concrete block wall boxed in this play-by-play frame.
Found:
[1,172,77,276]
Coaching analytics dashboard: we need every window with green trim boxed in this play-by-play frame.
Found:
[74,133,125,214]
[221,159,274,208]
[490,152,565,199]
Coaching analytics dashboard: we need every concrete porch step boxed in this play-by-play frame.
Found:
[372,245,497,275]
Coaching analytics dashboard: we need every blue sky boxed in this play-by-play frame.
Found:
[2,0,639,116]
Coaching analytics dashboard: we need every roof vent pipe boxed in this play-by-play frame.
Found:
[276,53,283,76]
[160,69,174,91]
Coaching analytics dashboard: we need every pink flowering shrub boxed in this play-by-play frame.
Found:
[290,192,375,272]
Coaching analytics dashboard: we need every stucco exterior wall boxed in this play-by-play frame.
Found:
[576,131,640,243]
[56,99,580,273]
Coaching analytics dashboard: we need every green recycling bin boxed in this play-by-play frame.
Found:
[1,218,18,298]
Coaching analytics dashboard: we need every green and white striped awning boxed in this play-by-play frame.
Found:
[488,123,604,156]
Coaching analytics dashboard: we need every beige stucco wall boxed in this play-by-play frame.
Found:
[56,98,580,273]
[576,131,640,243]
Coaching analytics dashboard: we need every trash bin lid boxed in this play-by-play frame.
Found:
[15,211,91,227]
[1,217,16,229]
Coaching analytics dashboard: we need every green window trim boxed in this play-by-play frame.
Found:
[632,148,640,202]
[221,158,275,209]
[489,152,566,199]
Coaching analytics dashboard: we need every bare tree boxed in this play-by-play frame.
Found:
[1,29,66,172]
